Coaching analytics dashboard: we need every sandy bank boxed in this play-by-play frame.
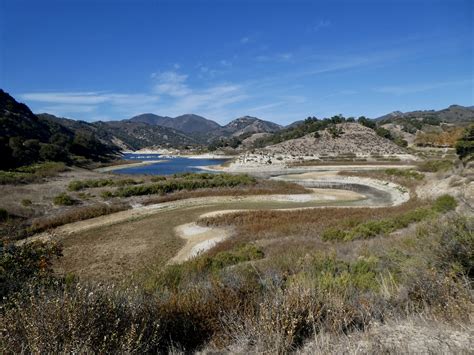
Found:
[95,160,166,172]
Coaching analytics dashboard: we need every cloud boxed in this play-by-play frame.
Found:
[240,37,249,44]
[374,79,471,95]
[255,52,293,62]
[311,20,331,32]
[21,92,108,105]
[220,59,232,67]
[151,70,191,97]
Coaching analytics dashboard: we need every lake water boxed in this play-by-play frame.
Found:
[114,153,229,175]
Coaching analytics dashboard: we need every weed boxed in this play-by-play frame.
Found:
[53,193,76,206]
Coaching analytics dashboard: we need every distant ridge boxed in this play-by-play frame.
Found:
[129,113,221,134]
[375,105,474,123]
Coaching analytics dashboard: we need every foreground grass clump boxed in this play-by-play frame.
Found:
[322,195,456,241]
[2,214,471,353]
[53,193,76,206]
[112,173,257,198]
[68,178,141,191]
[151,244,264,290]
[0,162,68,185]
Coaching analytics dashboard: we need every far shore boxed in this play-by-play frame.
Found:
[122,150,237,160]
[95,160,166,173]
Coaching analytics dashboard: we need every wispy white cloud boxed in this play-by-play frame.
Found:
[240,37,249,44]
[151,70,191,97]
[374,79,471,95]
[255,52,293,62]
[220,59,232,67]
[310,20,331,32]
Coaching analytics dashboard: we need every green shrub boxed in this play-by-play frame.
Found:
[384,168,424,180]
[432,194,457,213]
[321,202,452,242]
[114,173,256,198]
[53,193,76,206]
[0,241,63,298]
[21,199,32,206]
[418,160,453,172]
[0,208,9,222]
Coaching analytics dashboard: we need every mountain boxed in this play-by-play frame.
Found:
[93,120,198,150]
[219,116,282,137]
[376,105,474,124]
[0,90,117,169]
[129,113,221,134]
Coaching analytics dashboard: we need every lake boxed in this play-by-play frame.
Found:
[114,153,229,175]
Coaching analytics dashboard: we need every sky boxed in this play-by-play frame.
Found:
[0,0,473,125]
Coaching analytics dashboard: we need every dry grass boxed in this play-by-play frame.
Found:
[197,198,428,255]
[28,203,129,235]
[2,213,472,353]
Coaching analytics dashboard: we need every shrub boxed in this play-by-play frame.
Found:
[21,199,32,206]
[321,197,454,242]
[0,208,9,222]
[114,173,256,198]
[418,160,453,172]
[53,193,76,206]
[0,241,62,298]
[384,168,424,180]
[432,194,457,213]
[68,178,141,191]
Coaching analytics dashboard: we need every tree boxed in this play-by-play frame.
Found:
[39,143,68,161]
[455,125,474,160]
[358,116,376,129]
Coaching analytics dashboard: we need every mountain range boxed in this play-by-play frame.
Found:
[1,88,472,168]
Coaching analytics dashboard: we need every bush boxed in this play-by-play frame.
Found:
[0,162,68,185]
[384,168,424,180]
[0,241,62,298]
[418,160,453,173]
[322,196,455,241]
[68,178,141,191]
[21,199,32,206]
[53,193,76,206]
[432,194,457,213]
[0,208,9,222]
[114,173,256,198]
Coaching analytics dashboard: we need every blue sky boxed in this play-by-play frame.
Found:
[1,0,472,124]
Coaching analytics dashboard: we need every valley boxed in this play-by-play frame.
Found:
[1,90,473,353]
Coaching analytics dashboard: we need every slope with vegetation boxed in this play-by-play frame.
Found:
[0,90,118,170]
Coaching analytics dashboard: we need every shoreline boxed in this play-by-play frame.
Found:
[95,160,166,173]
[122,150,237,160]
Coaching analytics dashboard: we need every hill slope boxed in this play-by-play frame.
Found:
[0,90,117,169]
[264,123,406,156]
[129,113,221,134]
[219,116,282,136]
[376,105,474,125]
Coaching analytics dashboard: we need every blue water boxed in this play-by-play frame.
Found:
[114,153,228,175]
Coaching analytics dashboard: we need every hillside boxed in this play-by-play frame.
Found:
[265,122,405,155]
[219,116,281,137]
[375,105,473,147]
[0,90,117,169]
[129,113,221,134]
[232,123,408,167]
[376,105,474,126]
